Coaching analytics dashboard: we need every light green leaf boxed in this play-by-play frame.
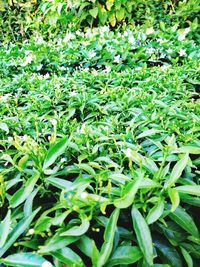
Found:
[180,246,193,267]
[89,7,98,18]
[0,122,9,134]
[131,206,153,266]
[176,185,200,196]
[43,137,68,170]
[137,129,163,139]
[164,153,189,188]
[9,171,40,208]
[51,247,85,267]
[0,210,11,247]
[0,252,47,267]
[168,188,180,212]
[0,207,41,257]
[146,198,164,224]
[77,235,93,258]
[98,209,120,267]
[39,233,78,254]
[114,171,143,208]
[60,217,90,236]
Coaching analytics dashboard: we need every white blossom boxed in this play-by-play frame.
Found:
[113,55,120,63]
[80,192,88,199]
[179,49,186,57]
[105,66,111,73]
[50,118,57,126]
[128,36,135,44]
[146,27,155,35]
[42,261,52,267]
[166,48,173,54]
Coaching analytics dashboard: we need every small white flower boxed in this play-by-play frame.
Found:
[101,25,109,33]
[184,27,190,34]
[123,31,129,37]
[25,54,33,65]
[80,192,88,199]
[63,32,74,42]
[146,47,155,54]
[42,261,52,267]
[36,64,43,71]
[8,137,13,142]
[166,48,173,54]
[88,50,96,59]
[28,228,35,235]
[128,36,135,44]
[105,66,111,73]
[113,55,120,64]
[61,158,66,163]
[126,148,132,157]
[161,65,170,71]
[156,38,164,44]
[50,118,57,126]
[178,33,186,41]
[146,27,155,35]
[44,73,50,79]
[69,91,78,97]
[179,49,186,57]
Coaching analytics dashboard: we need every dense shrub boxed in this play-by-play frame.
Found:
[0,0,199,42]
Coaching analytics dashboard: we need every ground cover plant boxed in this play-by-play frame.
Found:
[0,10,200,267]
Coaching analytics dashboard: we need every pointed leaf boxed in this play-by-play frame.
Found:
[60,217,90,236]
[43,137,68,170]
[98,209,120,266]
[10,171,40,208]
[51,247,85,267]
[131,206,153,266]
[0,210,11,247]
[114,171,143,208]
[107,245,142,266]
[146,198,164,224]
[164,154,189,188]
[0,252,48,267]
[176,185,200,196]
[0,207,41,257]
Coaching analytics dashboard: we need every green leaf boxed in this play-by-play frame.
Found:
[116,8,125,22]
[176,185,200,196]
[114,171,143,208]
[146,198,164,224]
[0,122,9,134]
[0,252,48,267]
[89,7,98,18]
[167,205,199,238]
[154,238,182,267]
[174,146,200,154]
[0,210,11,247]
[131,206,153,266]
[23,188,39,217]
[77,235,93,258]
[46,177,72,190]
[98,208,120,267]
[180,246,193,267]
[137,129,163,139]
[0,207,41,257]
[168,188,180,212]
[43,137,68,170]
[106,245,142,266]
[60,216,90,236]
[9,171,40,208]
[51,247,85,267]
[39,233,78,254]
[124,149,158,174]
[164,153,189,188]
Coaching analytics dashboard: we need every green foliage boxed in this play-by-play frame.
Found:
[0,0,200,42]
[0,20,200,267]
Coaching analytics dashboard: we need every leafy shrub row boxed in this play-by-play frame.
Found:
[0,27,200,266]
[0,0,199,42]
